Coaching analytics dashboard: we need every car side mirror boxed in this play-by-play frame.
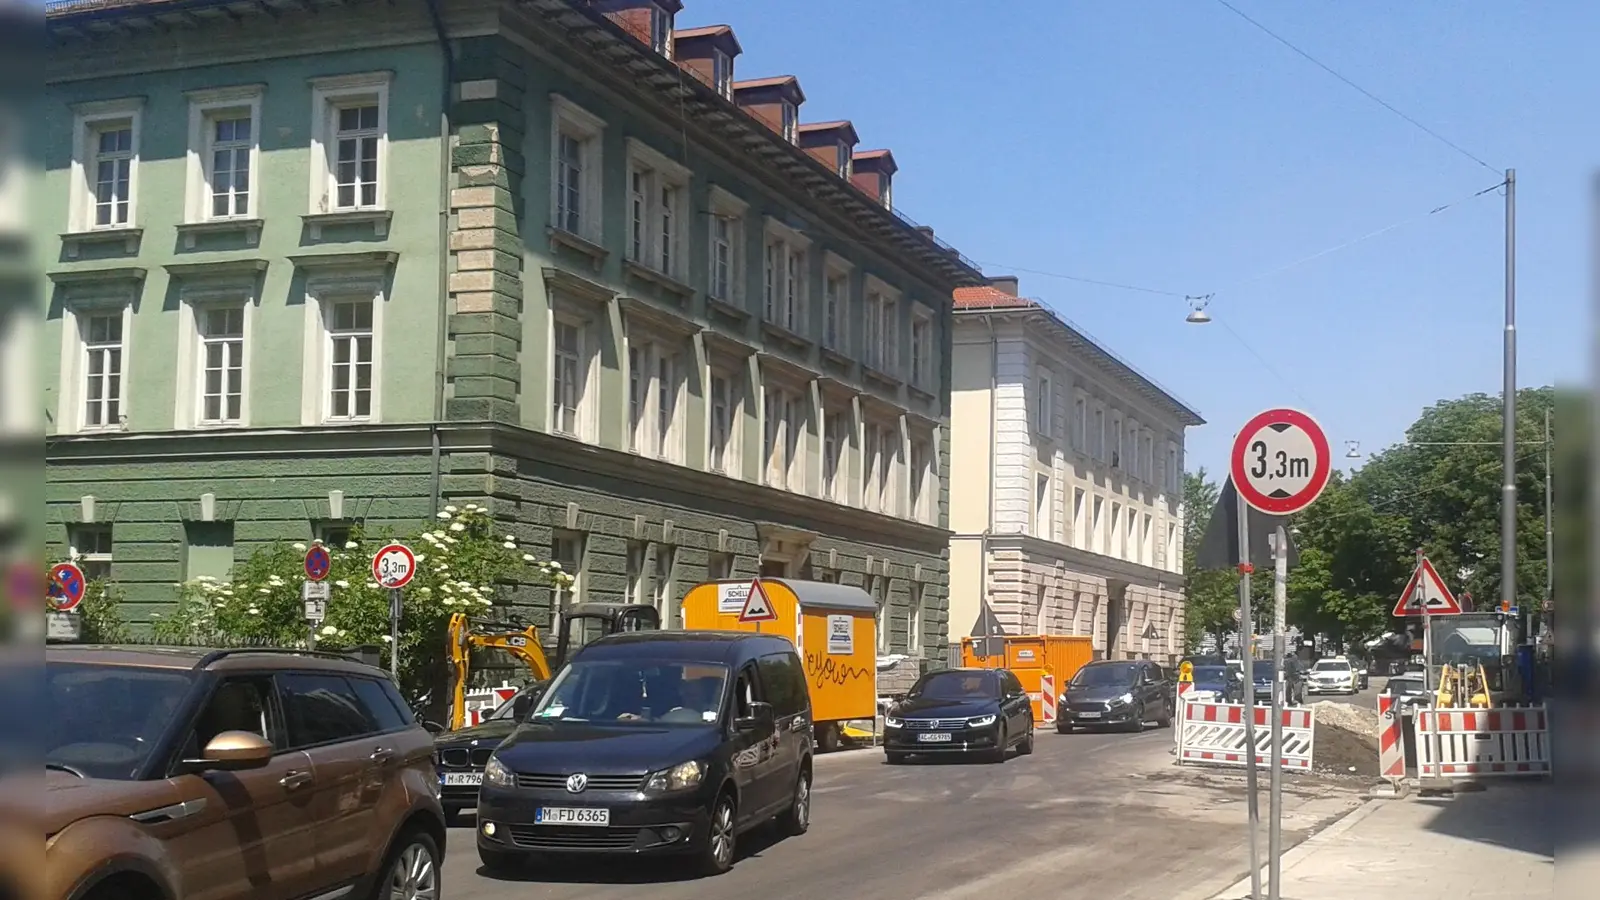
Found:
[420,719,446,734]
[512,695,535,721]
[734,701,775,733]
[179,730,273,774]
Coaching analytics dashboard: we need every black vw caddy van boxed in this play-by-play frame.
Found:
[475,631,814,876]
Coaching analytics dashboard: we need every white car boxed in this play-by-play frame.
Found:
[1306,658,1359,695]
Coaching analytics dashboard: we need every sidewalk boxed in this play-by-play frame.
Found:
[1210,782,1554,899]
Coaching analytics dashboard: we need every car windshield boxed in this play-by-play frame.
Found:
[46,663,195,780]
[1192,666,1235,683]
[1313,660,1351,672]
[530,659,729,726]
[910,671,997,699]
[487,684,544,721]
[1388,678,1425,694]
[1071,663,1139,688]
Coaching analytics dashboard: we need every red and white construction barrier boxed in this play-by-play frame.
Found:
[1414,706,1551,778]
[1040,674,1056,726]
[463,684,519,726]
[1178,700,1316,773]
[1174,681,1193,749]
[1377,695,1405,783]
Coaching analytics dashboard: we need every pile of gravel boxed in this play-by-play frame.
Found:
[1310,701,1379,737]
[1310,701,1381,777]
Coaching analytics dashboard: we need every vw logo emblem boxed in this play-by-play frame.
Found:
[565,773,588,794]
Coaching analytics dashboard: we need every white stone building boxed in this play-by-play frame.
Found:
[946,278,1204,664]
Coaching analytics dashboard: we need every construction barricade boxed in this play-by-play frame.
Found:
[1039,673,1056,727]
[462,683,518,727]
[1377,695,1405,784]
[1413,705,1551,778]
[1177,700,1316,773]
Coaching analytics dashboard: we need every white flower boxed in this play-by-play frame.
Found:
[444,505,458,513]
[548,561,562,571]
[338,629,348,637]
[334,580,350,589]
[421,533,438,544]
[436,511,451,520]
[366,582,380,590]
[523,554,537,563]
[436,563,450,572]
[504,534,516,542]
[502,541,516,550]
[248,607,260,615]
[442,598,455,606]
[221,589,233,597]
[268,576,284,586]
[432,530,447,539]
[449,523,465,533]
[381,635,393,643]
[196,575,216,582]
[479,598,493,606]
[441,583,454,592]
[257,587,271,594]
[292,542,307,551]
[418,586,432,594]
[321,625,338,636]
[344,541,359,550]
[443,537,457,545]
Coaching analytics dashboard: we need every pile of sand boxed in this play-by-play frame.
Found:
[1310,701,1381,776]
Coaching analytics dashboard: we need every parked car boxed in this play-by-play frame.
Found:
[883,668,1035,764]
[1307,658,1360,695]
[1250,655,1307,706]
[1057,660,1174,732]
[435,681,548,821]
[475,631,814,877]
[1383,674,1432,712]
[44,645,447,900]
[1185,664,1245,704]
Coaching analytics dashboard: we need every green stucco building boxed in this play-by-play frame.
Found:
[42,0,982,678]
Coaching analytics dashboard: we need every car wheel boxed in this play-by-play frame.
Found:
[1018,721,1035,755]
[778,768,811,836]
[378,828,441,900]
[477,845,525,875]
[1156,702,1173,728]
[695,791,738,876]
[986,724,1008,763]
[1126,704,1146,733]
[885,751,909,765]
[1056,723,1074,734]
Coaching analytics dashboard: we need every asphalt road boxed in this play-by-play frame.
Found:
[440,725,1364,900]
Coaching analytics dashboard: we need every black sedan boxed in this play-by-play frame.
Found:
[1057,660,1172,732]
[435,682,546,820]
[883,668,1035,764]
[1185,665,1245,704]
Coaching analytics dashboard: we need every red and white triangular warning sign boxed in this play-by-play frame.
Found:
[1391,557,1462,617]
[738,578,779,623]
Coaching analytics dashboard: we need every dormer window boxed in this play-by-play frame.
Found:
[651,7,674,57]
[836,144,851,178]
[781,102,797,143]
[712,49,732,98]
[880,174,892,209]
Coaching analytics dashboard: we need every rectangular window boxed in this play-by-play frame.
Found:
[1093,408,1105,460]
[707,552,733,582]
[1110,503,1122,558]
[68,525,113,582]
[90,123,135,227]
[712,49,732,98]
[836,143,852,178]
[822,409,846,502]
[764,387,801,489]
[763,231,808,333]
[308,73,390,215]
[823,274,845,350]
[908,584,925,653]
[1111,415,1124,468]
[911,313,932,389]
[81,311,124,431]
[650,7,674,56]
[204,111,254,219]
[873,577,889,653]
[1074,396,1088,451]
[659,183,677,274]
[784,248,804,332]
[552,531,584,608]
[1168,445,1180,494]
[909,438,930,523]
[1073,488,1087,549]
[781,101,797,143]
[709,371,736,475]
[862,423,881,512]
[655,351,679,461]
[69,99,143,234]
[710,215,735,301]
[1143,514,1154,567]
[869,422,897,515]
[653,546,675,626]
[551,96,605,243]
[1092,496,1104,554]
[1035,372,1053,437]
[628,169,647,262]
[626,541,646,605]
[1034,474,1051,539]
[864,292,897,373]
[332,104,380,209]
[785,390,806,489]
[628,343,647,452]
[197,306,245,425]
[552,320,584,437]
[624,141,690,279]
[183,521,236,582]
[326,300,373,421]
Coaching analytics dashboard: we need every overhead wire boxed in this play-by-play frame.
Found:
[1211,0,1501,176]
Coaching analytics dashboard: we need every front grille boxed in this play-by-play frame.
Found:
[515,773,645,792]
[506,825,645,851]
[903,717,970,730]
[1067,702,1108,713]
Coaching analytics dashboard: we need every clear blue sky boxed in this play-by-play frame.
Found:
[687,0,1591,476]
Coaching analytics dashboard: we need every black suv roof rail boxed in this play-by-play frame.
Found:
[194,647,380,669]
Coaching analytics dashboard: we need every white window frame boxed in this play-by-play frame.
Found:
[781,101,798,143]
[550,94,607,244]
[822,253,852,352]
[58,300,134,434]
[711,49,733,98]
[626,541,646,605]
[299,269,385,426]
[68,525,115,582]
[184,85,264,223]
[174,284,255,430]
[650,6,675,57]
[763,218,811,334]
[1092,405,1106,460]
[707,365,742,476]
[822,406,849,504]
[1111,413,1124,469]
[654,345,682,463]
[550,315,597,442]
[908,434,932,524]
[910,309,933,390]
[1091,496,1104,554]
[761,380,806,492]
[1073,392,1088,452]
[863,419,898,516]
[863,278,900,374]
[307,72,391,214]
[908,583,925,653]
[551,531,585,610]
[653,545,675,626]
[1034,368,1053,437]
[707,185,747,304]
[1168,442,1181,494]
[1072,488,1087,549]
[624,138,692,281]
[68,97,144,234]
[1034,473,1052,539]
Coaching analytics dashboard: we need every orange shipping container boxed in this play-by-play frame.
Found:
[961,634,1094,722]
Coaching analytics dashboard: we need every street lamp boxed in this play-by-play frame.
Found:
[1184,294,1213,324]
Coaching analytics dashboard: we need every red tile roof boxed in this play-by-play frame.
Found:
[952,286,1035,309]
[673,25,732,39]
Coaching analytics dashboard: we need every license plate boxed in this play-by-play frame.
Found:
[917,732,953,743]
[1079,711,1101,719]
[441,772,483,786]
[536,807,610,826]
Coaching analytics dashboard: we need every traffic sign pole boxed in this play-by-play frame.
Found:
[1234,487,1262,900]
[390,589,402,678]
[371,544,417,680]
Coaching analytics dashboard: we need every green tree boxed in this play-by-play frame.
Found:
[1182,468,1239,651]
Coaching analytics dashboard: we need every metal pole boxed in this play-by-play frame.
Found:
[1500,168,1518,618]
[389,588,402,679]
[1543,406,1552,642]
[1268,527,1288,899]
[1235,488,1261,899]
[1419,549,1442,782]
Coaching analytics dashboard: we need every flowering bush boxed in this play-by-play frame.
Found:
[154,504,572,701]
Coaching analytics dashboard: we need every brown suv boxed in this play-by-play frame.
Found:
[44,645,447,900]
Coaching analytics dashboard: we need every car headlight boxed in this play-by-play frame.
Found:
[483,756,515,787]
[967,714,997,728]
[645,760,705,793]
[884,715,904,729]
[1112,692,1134,706]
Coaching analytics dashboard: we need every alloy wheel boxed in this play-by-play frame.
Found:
[387,840,439,900]
[710,798,736,868]
[793,775,811,829]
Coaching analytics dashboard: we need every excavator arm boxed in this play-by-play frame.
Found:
[446,613,554,730]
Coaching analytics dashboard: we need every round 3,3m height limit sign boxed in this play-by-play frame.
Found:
[371,543,417,590]
[1229,408,1333,516]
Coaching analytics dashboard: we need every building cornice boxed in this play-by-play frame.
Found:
[985,532,1188,590]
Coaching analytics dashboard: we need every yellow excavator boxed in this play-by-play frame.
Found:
[1436,661,1492,709]
[445,602,662,730]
